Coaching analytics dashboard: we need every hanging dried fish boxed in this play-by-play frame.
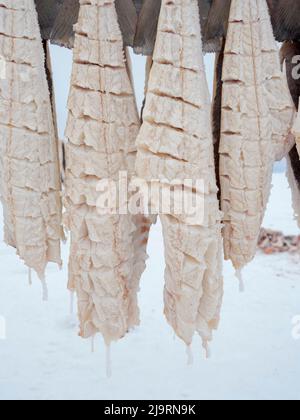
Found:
[135,0,223,349]
[64,0,151,344]
[0,0,63,281]
[260,5,295,161]
[220,0,295,272]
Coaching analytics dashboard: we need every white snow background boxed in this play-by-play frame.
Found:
[0,46,299,400]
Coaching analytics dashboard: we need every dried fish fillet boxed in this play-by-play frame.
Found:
[135,0,223,347]
[0,0,62,279]
[65,0,150,344]
[220,0,294,271]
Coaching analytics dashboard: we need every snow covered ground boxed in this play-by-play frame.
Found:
[0,48,300,401]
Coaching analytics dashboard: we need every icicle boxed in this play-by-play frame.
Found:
[91,336,95,353]
[202,341,211,359]
[235,269,245,293]
[186,345,194,366]
[28,268,32,286]
[69,290,75,315]
[41,278,48,302]
[106,344,112,378]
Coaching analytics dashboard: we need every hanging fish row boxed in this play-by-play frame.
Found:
[0,0,298,348]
